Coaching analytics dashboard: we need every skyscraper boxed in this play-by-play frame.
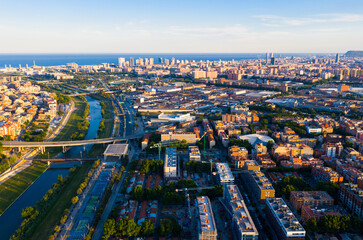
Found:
[171,57,175,65]
[336,53,340,63]
[266,52,269,65]
[130,57,134,66]
[158,57,163,64]
[270,53,275,65]
[149,58,154,65]
[118,57,125,67]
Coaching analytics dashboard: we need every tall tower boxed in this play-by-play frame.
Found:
[130,57,134,66]
[270,53,275,65]
[266,52,269,65]
[336,53,340,63]
[118,57,125,67]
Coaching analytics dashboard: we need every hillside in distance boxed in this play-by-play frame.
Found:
[345,51,363,57]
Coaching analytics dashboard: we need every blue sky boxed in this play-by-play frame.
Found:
[0,0,362,53]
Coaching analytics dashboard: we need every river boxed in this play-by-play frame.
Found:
[0,96,102,239]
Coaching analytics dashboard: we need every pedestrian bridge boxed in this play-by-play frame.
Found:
[0,134,143,149]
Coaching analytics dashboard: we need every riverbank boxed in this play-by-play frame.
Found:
[0,161,48,215]
[37,95,89,159]
[29,161,93,240]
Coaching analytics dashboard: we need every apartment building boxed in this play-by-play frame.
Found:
[215,163,234,184]
[161,132,197,144]
[301,205,345,222]
[243,160,260,171]
[228,145,248,168]
[164,147,178,179]
[247,170,275,201]
[189,146,201,162]
[312,166,344,183]
[339,183,363,218]
[289,191,334,211]
[266,198,305,240]
[224,185,259,240]
[196,196,218,240]
[322,142,343,158]
[272,143,314,160]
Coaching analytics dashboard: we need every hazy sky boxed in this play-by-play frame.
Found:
[0,0,362,53]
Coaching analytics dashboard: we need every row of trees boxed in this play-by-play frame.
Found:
[103,217,154,239]
[139,159,163,174]
[129,179,223,205]
[48,160,100,240]
[11,166,72,240]
[185,160,211,173]
[274,176,309,198]
[130,179,197,204]
[274,175,340,201]
[97,119,105,135]
[55,93,70,104]
[305,215,363,234]
[102,216,182,239]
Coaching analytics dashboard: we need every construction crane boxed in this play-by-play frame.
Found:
[149,140,179,161]
[175,186,215,220]
[198,131,208,160]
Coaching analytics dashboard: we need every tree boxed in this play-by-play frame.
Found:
[266,140,274,150]
[130,186,144,202]
[282,184,295,198]
[116,217,141,237]
[54,225,61,232]
[103,219,116,239]
[71,196,79,204]
[21,207,35,219]
[319,215,350,233]
[305,218,318,232]
[140,220,154,236]
[315,182,339,200]
[58,175,64,184]
[177,179,197,189]
[158,219,182,236]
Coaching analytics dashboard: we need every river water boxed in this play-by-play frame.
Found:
[0,96,102,239]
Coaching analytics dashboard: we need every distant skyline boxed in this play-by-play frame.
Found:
[0,0,363,53]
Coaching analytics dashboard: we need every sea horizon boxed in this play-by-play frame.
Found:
[0,53,338,68]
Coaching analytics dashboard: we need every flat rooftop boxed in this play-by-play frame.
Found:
[103,144,128,156]
[189,146,201,157]
[225,185,258,236]
[290,191,334,202]
[215,163,234,182]
[266,198,305,237]
[165,147,177,168]
[250,170,274,191]
[196,196,217,233]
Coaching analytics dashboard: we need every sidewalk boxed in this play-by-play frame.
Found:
[57,165,102,240]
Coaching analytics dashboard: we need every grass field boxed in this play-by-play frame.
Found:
[0,161,48,215]
[37,96,88,159]
[29,161,93,240]
[53,96,88,141]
